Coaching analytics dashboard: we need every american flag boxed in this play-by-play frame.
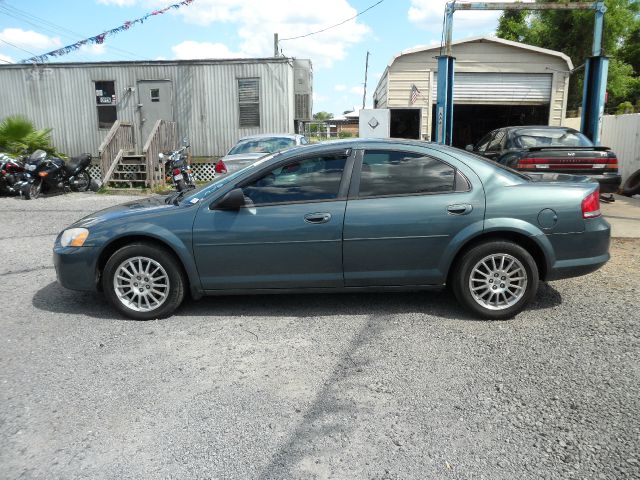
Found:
[410,84,421,104]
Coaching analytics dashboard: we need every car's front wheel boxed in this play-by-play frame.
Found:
[102,242,185,320]
[452,240,539,320]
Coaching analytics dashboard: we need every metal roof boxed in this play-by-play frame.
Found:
[0,56,296,69]
[386,36,574,70]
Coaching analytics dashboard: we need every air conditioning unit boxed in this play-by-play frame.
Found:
[293,59,312,121]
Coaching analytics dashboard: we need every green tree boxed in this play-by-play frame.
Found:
[496,0,640,111]
[313,111,334,121]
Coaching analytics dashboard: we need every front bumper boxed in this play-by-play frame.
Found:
[545,216,611,281]
[53,245,100,292]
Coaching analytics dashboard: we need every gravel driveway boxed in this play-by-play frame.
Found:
[0,192,638,480]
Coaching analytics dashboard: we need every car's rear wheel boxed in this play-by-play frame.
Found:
[452,240,539,320]
[103,243,185,320]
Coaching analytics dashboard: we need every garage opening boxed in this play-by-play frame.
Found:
[390,108,420,139]
[431,104,550,148]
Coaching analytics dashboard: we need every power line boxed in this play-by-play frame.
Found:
[0,37,37,56]
[0,4,145,61]
[279,0,384,41]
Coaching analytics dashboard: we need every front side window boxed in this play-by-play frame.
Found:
[487,130,506,152]
[475,132,494,152]
[95,80,117,129]
[238,78,260,127]
[359,150,456,198]
[242,155,346,206]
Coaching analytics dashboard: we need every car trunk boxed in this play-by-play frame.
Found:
[516,147,618,176]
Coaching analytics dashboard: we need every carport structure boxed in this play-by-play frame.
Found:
[372,36,572,148]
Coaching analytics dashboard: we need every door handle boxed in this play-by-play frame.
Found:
[304,212,332,224]
[447,204,473,215]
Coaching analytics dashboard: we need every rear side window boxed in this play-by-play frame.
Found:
[358,150,458,198]
[242,155,346,205]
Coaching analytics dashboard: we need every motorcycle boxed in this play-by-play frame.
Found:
[0,153,27,195]
[159,139,195,192]
[18,149,95,200]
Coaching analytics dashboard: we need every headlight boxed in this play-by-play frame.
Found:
[60,228,89,247]
[158,153,164,160]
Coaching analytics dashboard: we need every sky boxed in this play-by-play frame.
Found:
[0,0,522,116]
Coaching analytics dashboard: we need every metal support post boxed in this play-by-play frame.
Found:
[435,55,455,145]
[580,2,608,144]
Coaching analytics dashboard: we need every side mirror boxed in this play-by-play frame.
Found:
[182,137,189,146]
[465,144,474,152]
[213,188,245,210]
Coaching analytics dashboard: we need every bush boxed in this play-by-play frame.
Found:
[615,101,635,114]
[338,131,354,138]
[0,115,58,156]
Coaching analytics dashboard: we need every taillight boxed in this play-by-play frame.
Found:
[215,160,227,174]
[581,189,601,219]
[173,168,181,176]
[605,156,618,170]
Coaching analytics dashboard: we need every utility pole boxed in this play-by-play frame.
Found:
[362,51,370,110]
[273,33,279,57]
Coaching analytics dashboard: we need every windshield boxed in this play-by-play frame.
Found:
[457,149,532,181]
[514,129,593,148]
[228,137,296,155]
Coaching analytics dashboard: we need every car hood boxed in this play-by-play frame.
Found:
[71,195,178,228]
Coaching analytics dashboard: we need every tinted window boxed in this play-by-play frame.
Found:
[359,150,455,197]
[475,132,494,152]
[514,128,593,148]
[487,130,506,151]
[242,155,346,205]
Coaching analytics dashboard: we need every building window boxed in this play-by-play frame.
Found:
[150,88,160,102]
[238,78,260,127]
[95,81,117,129]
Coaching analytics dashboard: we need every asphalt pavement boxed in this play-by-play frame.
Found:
[0,192,638,480]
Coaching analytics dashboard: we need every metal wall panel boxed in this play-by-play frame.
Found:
[431,73,553,105]
[0,58,300,157]
[600,114,640,182]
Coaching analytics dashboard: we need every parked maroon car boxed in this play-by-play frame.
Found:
[467,126,621,193]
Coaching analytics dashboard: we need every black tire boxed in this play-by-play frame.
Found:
[72,170,91,192]
[22,181,41,200]
[102,242,186,320]
[621,169,640,197]
[451,240,539,320]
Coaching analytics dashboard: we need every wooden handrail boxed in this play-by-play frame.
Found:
[142,119,178,189]
[98,121,134,183]
[101,149,124,186]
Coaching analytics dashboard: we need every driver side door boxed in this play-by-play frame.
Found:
[192,151,353,291]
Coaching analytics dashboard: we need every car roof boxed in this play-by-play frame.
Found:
[238,133,304,141]
[504,125,579,133]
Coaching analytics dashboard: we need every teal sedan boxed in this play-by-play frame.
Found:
[53,139,610,320]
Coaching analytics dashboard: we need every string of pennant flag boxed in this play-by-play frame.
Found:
[21,0,194,64]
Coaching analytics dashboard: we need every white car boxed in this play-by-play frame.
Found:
[215,134,308,175]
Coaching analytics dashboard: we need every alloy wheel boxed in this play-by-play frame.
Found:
[468,253,528,311]
[113,256,170,312]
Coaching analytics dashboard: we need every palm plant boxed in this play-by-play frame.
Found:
[0,115,57,155]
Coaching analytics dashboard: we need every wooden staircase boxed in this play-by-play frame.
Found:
[107,152,148,188]
[98,119,178,191]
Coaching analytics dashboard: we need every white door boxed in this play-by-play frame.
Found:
[137,80,174,143]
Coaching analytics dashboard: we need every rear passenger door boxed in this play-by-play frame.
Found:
[342,148,485,286]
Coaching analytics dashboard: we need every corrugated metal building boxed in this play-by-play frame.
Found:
[0,57,313,157]
[372,36,572,147]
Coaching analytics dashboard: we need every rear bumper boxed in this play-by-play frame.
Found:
[587,174,621,193]
[53,245,99,292]
[545,217,611,281]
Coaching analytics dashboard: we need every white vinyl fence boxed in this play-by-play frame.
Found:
[563,114,640,182]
